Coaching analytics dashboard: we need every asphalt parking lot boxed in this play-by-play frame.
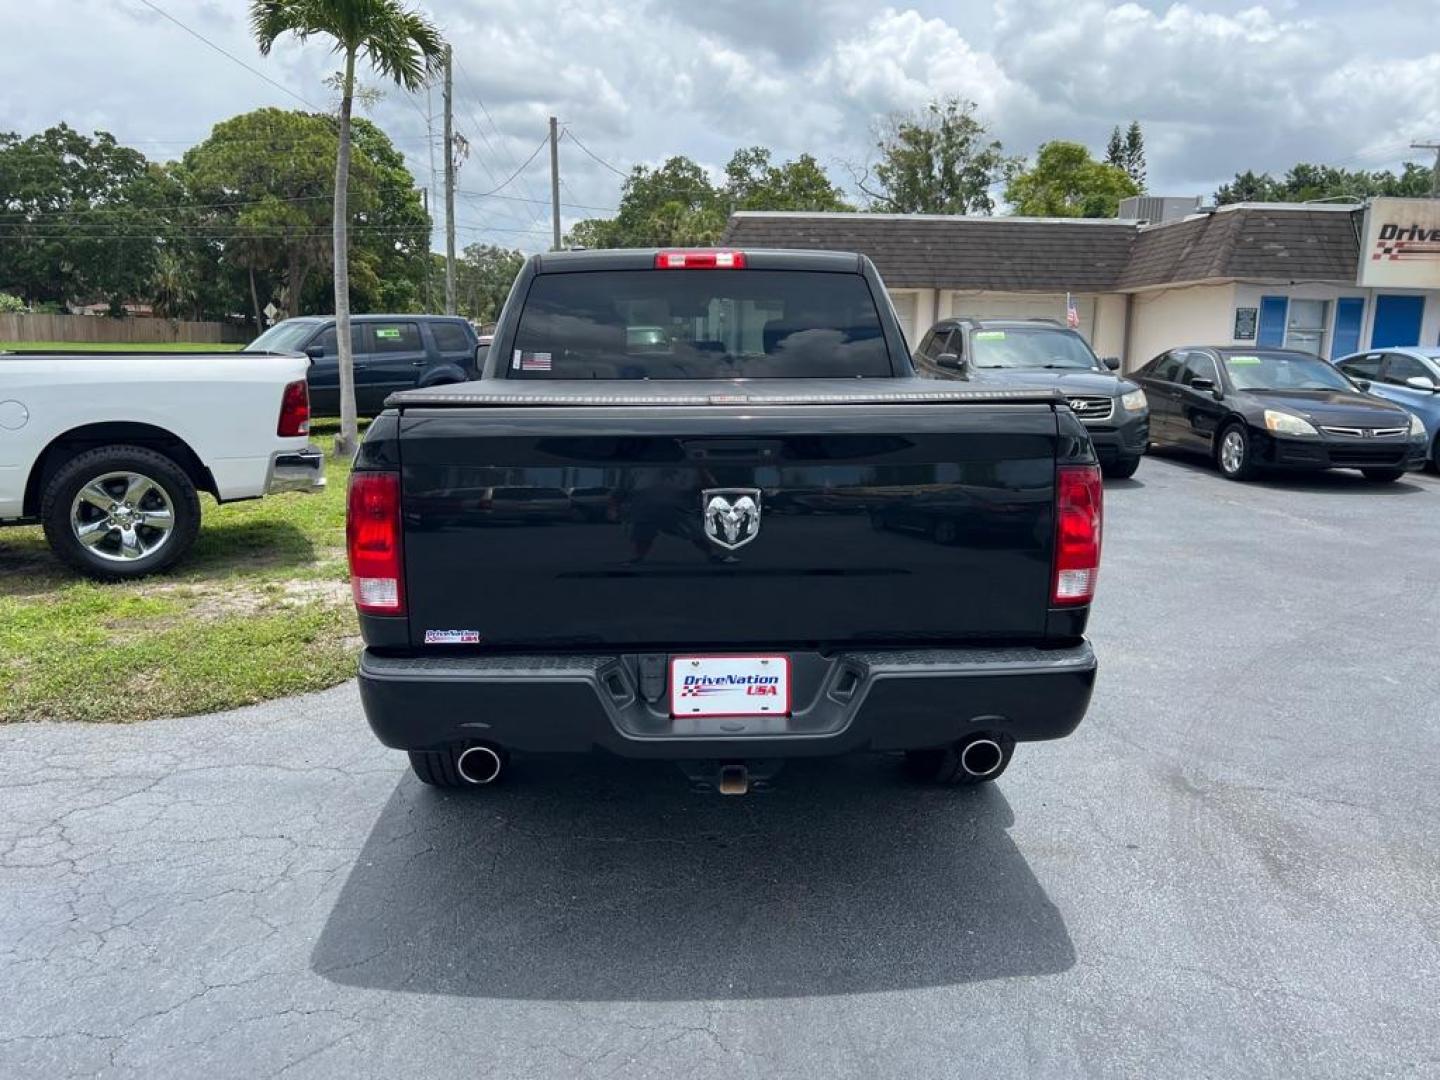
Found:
[2,453,1438,1080]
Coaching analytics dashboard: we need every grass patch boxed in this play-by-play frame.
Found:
[0,430,363,724]
[1,341,245,353]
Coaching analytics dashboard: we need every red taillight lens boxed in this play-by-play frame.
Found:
[347,471,404,614]
[1053,464,1103,605]
[654,249,746,269]
[277,379,310,437]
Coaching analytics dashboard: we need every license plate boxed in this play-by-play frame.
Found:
[670,655,791,717]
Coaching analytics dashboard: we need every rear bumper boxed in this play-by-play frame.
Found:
[357,642,1097,758]
[266,445,327,494]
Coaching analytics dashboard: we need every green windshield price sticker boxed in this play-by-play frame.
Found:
[376,328,401,340]
[975,331,1006,340]
[1227,355,1262,365]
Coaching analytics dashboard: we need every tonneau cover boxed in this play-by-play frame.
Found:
[387,377,1064,409]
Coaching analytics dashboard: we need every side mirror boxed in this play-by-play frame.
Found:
[1101,356,1121,371]
[1190,377,1220,398]
[1404,375,1438,392]
[1353,378,1372,392]
[936,352,970,378]
[304,345,325,361]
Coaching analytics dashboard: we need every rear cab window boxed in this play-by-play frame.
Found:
[508,269,891,379]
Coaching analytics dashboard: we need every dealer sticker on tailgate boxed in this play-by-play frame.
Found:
[670,656,791,717]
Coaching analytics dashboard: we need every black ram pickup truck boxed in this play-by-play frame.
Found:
[348,248,1102,793]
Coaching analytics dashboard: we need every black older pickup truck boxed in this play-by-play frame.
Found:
[348,248,1101,794]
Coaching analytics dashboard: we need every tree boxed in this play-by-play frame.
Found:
[251,0,444,457]
[450,243,523,323]
[722,147,852,212]
[1005,141,1140,218]
[1104,122,1146,190]
[1123,122,1145,190]
[1214,169,1282,204]
[1214,161,1432,204]
[567,156,722,248]
[858,99,1017,215]
[566,146,851,249]
[347,116,430,313]
[180,109,352,326]
[0,125,159,309]
[1105,127,1125,172]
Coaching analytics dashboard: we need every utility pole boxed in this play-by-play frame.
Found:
[425,81,437,313]
[549,115,562,251]
[420,188,431,311]
[1412,142,1440,198]
[443,44,456,315]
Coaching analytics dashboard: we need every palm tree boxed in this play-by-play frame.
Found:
[250,0,444,457]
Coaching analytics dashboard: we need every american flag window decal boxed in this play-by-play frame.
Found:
[513,350,553,372]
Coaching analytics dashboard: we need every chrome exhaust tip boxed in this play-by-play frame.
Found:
[456,744,504,785]
[959,737,1005,779]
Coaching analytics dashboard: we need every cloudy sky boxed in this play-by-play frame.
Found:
[6,0,1438,252]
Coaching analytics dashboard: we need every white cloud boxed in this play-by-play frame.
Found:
[821,9,1020,118]
[3,0,1437,252]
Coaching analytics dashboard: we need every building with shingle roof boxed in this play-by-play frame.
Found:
[722,201,1437,370]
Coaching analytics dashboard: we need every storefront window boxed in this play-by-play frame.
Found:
[1285,299,1329,355]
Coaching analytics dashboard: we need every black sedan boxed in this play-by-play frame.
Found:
[1133,347,1428,482]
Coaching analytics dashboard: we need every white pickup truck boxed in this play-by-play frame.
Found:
[0,351,325,579]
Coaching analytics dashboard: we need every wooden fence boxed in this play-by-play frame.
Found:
[0,313,249,345]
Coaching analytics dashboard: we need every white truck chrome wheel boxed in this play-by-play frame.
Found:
[68,470,176,563]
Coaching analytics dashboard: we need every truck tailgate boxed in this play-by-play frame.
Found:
[396,399,1059,649]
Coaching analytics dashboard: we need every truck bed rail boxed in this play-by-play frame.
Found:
[388,379,1065,410]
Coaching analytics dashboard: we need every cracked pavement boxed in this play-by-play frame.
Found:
[2,456,1438,1079]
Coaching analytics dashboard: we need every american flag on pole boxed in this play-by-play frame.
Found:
[1065,293,1080,330]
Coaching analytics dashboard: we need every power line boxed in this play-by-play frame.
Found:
[460,188,616,213]
[133,0,319,110]
[442,100,538,240]
[1411,141,1440,197]
[446,75,503,188]
[1325,139,1424,169]
[5,193,338,220]
[464,135,551,200]
[74,133,440,147]
[562,128,629,178]
[558,175,603,214]
[398,86,433,128]
[451,59,551,231]
[0,221,530,240]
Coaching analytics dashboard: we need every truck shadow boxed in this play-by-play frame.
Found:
[310,754,1075,1000]
[185,519,317,573]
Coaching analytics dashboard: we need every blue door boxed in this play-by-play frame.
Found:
[1331,297,1364,359]
[1257,296,1288,347]
[1371,295,1424,349]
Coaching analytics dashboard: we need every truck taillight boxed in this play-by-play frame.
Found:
[1053,464,1102,605]
[654,249,746,269]
[277,379,310,437]
[347,471,404,615]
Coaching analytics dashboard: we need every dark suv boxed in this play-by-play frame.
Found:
[914,318,1150,478]
[246,314,481,415]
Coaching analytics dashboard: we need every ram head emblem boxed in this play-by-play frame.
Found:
[702,489,762,550]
